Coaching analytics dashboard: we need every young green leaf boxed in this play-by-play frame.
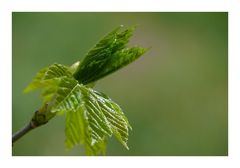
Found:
[65,105,108,155]
[73,25,147,85]
[51,77,131,154]
[24,63,72,102]
[21,26,148,155]
[97,47,147,81]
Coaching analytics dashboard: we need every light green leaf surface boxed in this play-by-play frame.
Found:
[65,105,107,155]
[51,77,130,154]
[24,63,72,102]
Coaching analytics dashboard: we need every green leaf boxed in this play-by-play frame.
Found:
[65,108,85,148]
[50,77,79,113]
[51,77,131,154]
[24,63,72,102]
[22,26,148,155]
[65,107,107,155]
[97,47,147,81]
[90,89,131,149]
[73,25,147,84]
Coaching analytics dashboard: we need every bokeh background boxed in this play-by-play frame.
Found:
[12,12,228,156]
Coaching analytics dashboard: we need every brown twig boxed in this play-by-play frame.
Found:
[12,121,36,144]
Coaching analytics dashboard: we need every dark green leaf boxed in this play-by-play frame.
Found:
[73,26,147,84]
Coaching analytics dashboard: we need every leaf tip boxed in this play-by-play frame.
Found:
[23,85,32,93]
[123,143,129,150]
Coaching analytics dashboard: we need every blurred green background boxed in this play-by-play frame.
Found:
[12,12,228,156]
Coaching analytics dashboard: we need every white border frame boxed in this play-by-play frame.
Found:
[1,0,239,168]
